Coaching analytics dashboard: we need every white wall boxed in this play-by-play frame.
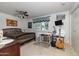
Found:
[71,7,79,55]
[0,12,27,29]
[27,11,71,44]
[49,11,71,44]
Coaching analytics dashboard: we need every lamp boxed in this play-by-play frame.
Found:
[0,30,3,42]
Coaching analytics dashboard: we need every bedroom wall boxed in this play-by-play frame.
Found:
[49,11,71,44]
[0,12,27,29]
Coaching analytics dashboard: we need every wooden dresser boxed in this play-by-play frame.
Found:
[0,41,20,56]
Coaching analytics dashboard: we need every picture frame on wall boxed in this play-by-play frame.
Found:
[56,14,65,20]
[6,19,17,26]
[28,22,32,28]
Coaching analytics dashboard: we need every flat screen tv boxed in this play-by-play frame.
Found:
[55,20,63,26]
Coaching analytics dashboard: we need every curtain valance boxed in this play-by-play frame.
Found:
[33,16,50,23]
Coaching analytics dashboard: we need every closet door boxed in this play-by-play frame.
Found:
[71,7,79,54]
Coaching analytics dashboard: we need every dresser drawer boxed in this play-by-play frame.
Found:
[0,43,20,56]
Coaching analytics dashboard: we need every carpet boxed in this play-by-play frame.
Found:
[33,42,49,48]
[20,41,78,56]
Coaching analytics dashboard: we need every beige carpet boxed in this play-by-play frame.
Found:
[33,42,49,48]
[20,41,78,56]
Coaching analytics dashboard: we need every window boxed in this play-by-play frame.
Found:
[33,22,49,31]
[41,22,48,31]
[33,16,50,31]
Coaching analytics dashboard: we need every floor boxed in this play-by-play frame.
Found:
[20,41,78,56]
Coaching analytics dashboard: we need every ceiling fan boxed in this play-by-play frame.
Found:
[16,10,29,19]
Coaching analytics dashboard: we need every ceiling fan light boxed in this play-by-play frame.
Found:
[16,10,29,19]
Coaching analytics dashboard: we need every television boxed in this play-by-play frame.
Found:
[55,20,63,26]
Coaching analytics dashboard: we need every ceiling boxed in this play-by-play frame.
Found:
[0,2,76,19]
